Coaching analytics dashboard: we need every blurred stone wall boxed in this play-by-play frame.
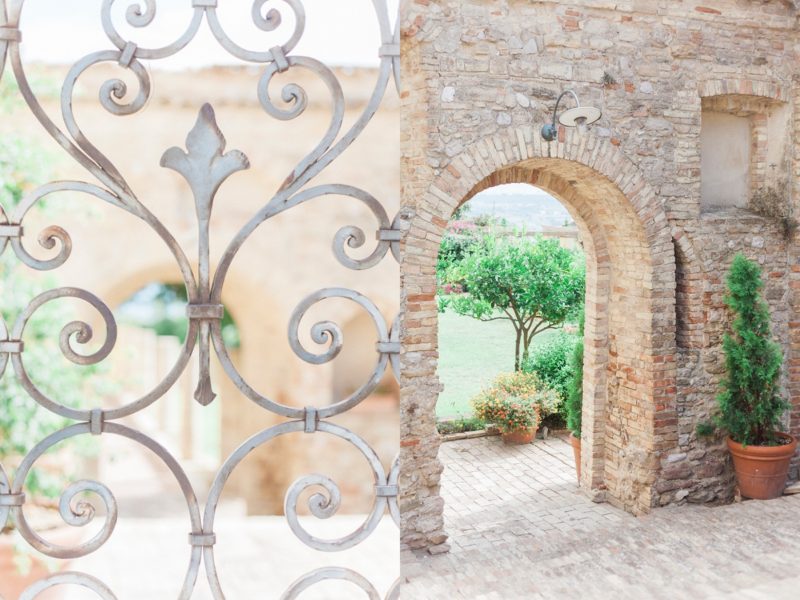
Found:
[3,64,399,515]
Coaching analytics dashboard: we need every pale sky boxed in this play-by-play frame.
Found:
[17,0,398,68]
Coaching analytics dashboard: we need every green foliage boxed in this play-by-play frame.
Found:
[695,422,716,438]
[436,230,479,285]
[716,254,789,446]
[0,261,104,500]
[471,371,560,433]
[451,203,471,221]
[120,283,240,348]
[523,332,578,423]
[436,416,486,435]
[0,124,102,502]
[442,233,585,370]
[472,214,507,228]
[565,332,584,437]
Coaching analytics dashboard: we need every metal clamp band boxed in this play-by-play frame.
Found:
[379,44,400,58]
[186,304,224,320]
[192,0,218,7]
[0,224,23,238]
[375,484,398,498]
[119,42,137,67]
[376,341,400,354]
[189,533,216,547]
[376,229,402,242]
[304,407,318,433]
[0,340,24,354]
[0,493,25,507]
[90,409,104,436]
[0,27,21,42]
[270,46,290,72]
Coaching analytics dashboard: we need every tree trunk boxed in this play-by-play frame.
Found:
[521,329,533,367]
[514,327,522,371]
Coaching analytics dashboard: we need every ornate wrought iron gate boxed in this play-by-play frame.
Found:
[0,1,400,597]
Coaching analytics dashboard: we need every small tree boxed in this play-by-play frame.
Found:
[443,234,585,371]
[716,254,789,446]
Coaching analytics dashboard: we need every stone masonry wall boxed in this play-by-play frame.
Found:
[400,0,800,552]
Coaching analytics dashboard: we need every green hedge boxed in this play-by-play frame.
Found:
[522,332,578,426]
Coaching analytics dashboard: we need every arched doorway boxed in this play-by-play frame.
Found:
[400,130,678,551]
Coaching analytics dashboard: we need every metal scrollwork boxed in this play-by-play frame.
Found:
[280,567,382,600]
[0,463,12,531]
[19,572,118,600]
[0,0,399,597]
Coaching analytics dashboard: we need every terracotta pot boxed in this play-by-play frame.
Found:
[727,433,798,500]
[570,432,581,483]
[501,427,535,444]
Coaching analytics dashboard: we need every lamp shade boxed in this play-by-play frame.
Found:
[558,105,602,127]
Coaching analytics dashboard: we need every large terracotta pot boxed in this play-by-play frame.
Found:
[501,427,535,445]
[570,433,581,483]
[727,433,798,500]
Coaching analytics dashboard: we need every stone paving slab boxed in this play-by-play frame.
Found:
[401,434,800,599]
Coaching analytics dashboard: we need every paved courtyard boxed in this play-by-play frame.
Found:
[401,434,800,599]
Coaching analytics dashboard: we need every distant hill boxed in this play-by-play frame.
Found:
[465,192,573,231]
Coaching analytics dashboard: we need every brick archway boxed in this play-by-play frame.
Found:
[400,128,677,551]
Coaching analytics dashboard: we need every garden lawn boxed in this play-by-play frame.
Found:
[436,310,558,418]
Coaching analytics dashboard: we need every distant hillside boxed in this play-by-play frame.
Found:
[465,192,573,231]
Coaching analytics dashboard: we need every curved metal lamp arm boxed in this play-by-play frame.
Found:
[551,90,580,129]
[541,89,580,141]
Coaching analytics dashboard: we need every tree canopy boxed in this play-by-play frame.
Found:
[440,234,585,371]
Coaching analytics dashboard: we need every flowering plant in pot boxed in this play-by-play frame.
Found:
[716,254,795,500]
[471,372,559,444]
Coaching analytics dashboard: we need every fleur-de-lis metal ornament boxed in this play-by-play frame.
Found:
[162,103,249,406]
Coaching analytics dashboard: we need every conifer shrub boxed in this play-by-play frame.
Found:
[716,254,789,446]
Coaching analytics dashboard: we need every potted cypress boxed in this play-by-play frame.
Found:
[565,314,584,482]
[717,254,796,499]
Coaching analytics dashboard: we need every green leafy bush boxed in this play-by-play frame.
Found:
[523,332,578,422]
[436,230,480,285]
[716,254,789,446]
[0,99,102,503]
[436,416,486,435]
[565,340,584,437]
[564,310,585,437]
[471,371,559,432]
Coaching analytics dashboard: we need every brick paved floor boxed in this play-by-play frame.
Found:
[401,434,800,599]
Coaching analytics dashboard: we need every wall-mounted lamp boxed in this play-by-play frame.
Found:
[540,89,602,141]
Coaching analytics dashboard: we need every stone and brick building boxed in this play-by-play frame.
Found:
[399,0,800,553]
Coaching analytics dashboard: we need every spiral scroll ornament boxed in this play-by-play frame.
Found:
[0,0,400,597]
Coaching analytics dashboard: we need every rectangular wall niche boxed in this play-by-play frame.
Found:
[700,95,790,214]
